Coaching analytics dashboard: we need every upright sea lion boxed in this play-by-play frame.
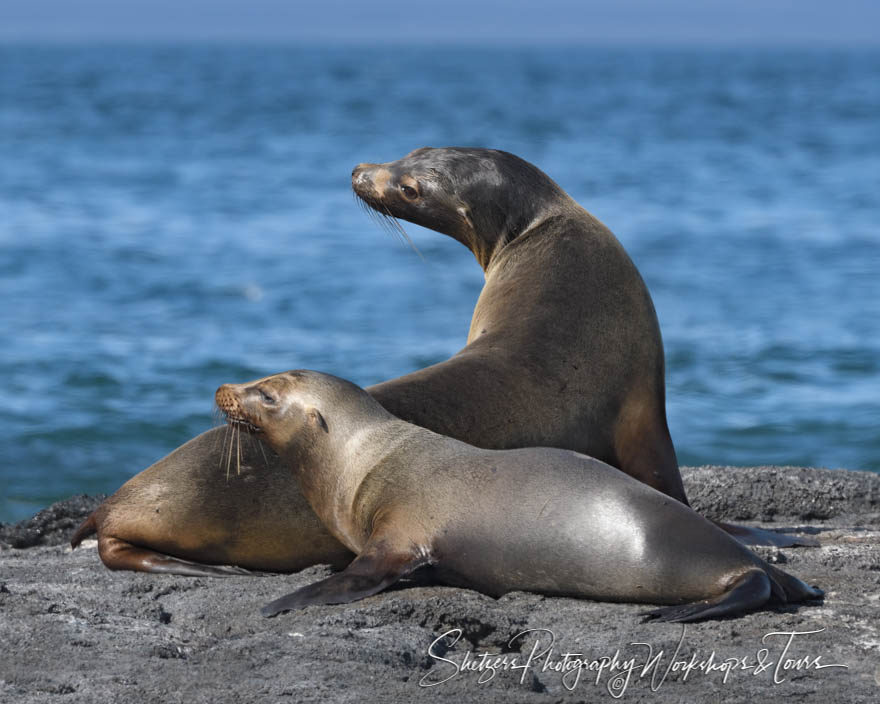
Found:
[216,370,823,622]
[353,147,682,498]
[71,147,805,575]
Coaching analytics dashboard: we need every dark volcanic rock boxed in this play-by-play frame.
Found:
[683,466,880,525]
[1,468,879,703]
[0,494,106,549]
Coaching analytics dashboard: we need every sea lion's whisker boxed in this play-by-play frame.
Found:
[241,427,270,469]
[236,424,242,476]
[356,193,424,260]
[225,422,235,482]
[257,437,270,469]
[219,421,232,472]
[225,417,262,434]
[211,408,227,456]
[376,206,407,244]
[380,205,424,261]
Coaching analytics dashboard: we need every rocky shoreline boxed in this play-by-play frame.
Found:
[1,465,879,703]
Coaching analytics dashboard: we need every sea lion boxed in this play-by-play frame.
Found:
[71,147,805,575]
[353,147,683,498]
[215,370,823,622]
[70,428,353,575]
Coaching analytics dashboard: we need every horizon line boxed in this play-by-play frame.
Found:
[2,36,879,50]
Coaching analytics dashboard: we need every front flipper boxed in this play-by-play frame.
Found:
[262,539,431,617]
[97,535,252,577]
[715,521,819,548]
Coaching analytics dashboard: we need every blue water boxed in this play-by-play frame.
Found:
[1,45,878,523]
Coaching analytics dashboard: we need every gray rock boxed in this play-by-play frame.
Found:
[0,494,106,549]
[0,467,878,703]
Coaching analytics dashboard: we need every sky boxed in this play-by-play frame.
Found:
[1,0,878,46]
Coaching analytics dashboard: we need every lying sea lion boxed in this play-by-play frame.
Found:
[216,370,823,622]
[70,428,352,575]
[71,147,806,575]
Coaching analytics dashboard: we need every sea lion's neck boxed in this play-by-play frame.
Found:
[297,418,417,552]
[452,180,561,270]
[480,201,588,274]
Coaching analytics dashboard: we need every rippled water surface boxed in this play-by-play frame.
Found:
[1,45,878,521]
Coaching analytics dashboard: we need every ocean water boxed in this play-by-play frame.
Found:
[0,45,878,522]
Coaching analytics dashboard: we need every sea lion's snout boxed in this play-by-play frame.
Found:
[215,384,262,433]
[351,163,371,190]
[215,384,241,417]
[351,163,392,201]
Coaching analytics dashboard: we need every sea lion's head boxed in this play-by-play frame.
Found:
[215,370,380,462]
[352,147,566,269]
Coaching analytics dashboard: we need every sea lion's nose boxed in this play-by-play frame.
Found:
[351,163,372,184]
[353,163,385,196]
[215,384,239,415]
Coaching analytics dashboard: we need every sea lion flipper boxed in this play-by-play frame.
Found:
[96,535,251,577]
[640,569,772,623]
[261,540,431,618]
[716,521,820,548]
[70,511,98,548]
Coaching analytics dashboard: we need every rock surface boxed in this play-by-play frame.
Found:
[1,466,879,703]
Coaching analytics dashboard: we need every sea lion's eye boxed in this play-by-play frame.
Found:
[258,389,276,405]
[400,184,418,200]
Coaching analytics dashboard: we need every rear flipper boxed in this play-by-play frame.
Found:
[71,508,251,577]
[716,521,819,548]
[70,511,99,548]
[642,569,772,623]
[765,563,824,603]
[642,566,823,623]
[262,538,431,617]
[95,534,251,577]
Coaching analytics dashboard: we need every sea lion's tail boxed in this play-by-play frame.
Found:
[70,511,98,549]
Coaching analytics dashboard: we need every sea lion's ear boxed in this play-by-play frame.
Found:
[307,408,329,433]
[457,205,474,230]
